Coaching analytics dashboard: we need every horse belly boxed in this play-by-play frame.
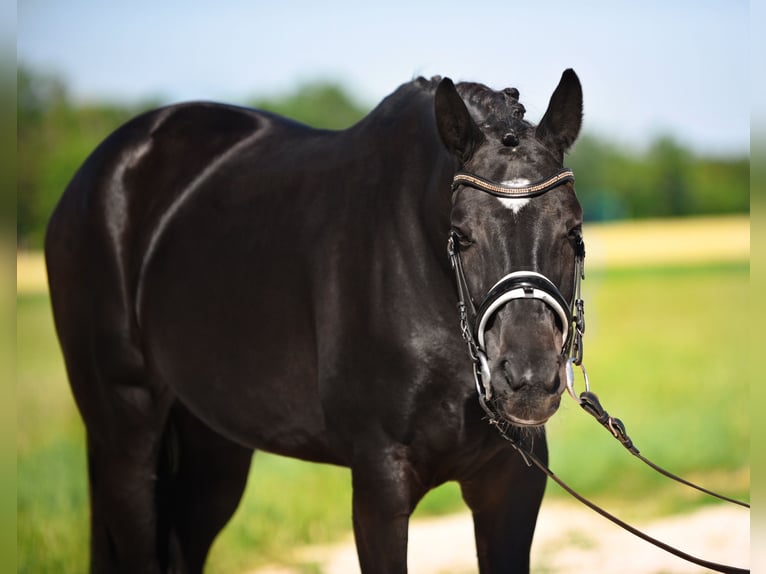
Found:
[137,194,340,463]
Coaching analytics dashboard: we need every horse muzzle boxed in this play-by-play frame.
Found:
[472,272,573,427]
[487,345,567,427]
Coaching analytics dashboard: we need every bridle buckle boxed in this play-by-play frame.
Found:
[565,358,590,404]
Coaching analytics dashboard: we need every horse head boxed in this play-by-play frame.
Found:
[437,69,584,428]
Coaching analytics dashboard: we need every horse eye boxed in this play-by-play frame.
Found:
[568,225,583,239]
[568,226,585,256]
[452,229,474,248]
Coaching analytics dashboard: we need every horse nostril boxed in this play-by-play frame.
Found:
[502,360,530,392]
[501,359,561,394]
[547,372,562,395]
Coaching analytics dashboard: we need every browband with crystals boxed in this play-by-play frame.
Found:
[452,168,575,198]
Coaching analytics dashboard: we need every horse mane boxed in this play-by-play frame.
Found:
[411,76,529,129]
[359,76,529,140]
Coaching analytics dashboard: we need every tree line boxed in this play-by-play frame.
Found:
[18,67,748,248]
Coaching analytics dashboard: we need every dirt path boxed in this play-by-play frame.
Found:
[250,501,749,573]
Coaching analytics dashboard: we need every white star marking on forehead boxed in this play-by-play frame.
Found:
[496,179,531,213]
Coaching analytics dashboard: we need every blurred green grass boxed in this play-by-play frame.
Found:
[546,263,749,518]
[1,242,16,573]
[17,262,749,573]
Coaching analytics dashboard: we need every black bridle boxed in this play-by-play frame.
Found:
[448,167,587,419]
[448,167,749,574]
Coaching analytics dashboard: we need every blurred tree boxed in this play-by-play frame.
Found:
[647,136,692,217]
[250,82,368,130]
[17,66,65,247]
[0,57,15,237]
[691,156,749,215]
[567,134,628,221]
[567,133,747,221]
[17,66,137,247]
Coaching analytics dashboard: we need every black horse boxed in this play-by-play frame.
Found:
[46,69,584,573]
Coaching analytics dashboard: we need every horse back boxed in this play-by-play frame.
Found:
[46,102,270,307]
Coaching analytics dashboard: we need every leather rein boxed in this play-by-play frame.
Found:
[449,168,750,574]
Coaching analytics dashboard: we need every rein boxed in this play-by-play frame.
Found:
[449,168,749,574]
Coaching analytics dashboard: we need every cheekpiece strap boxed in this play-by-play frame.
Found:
[452,168,575,198]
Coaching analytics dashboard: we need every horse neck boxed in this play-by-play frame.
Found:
[343,92,456,293]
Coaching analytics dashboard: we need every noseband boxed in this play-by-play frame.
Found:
[448,168,586,417]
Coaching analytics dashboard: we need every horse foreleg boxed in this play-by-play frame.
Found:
[350,445,426,574]
[459,439,548,574]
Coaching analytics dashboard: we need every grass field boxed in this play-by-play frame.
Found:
[16,217,750,573]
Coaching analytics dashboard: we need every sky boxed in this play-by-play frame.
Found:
[17,0,751,156]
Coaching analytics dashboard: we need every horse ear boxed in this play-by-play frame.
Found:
[536,69,583,155]
[435,78,482,163]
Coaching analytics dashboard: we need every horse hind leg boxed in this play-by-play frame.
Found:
[156,402,254,574]
[70,354,252,574]
[54,319,254,574]
[62,343,174,573]
[47,272,171,570]
[47,253,250,572]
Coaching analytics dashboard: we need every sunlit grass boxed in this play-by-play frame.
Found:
[17,262,749,572]
[546,263,749,517]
